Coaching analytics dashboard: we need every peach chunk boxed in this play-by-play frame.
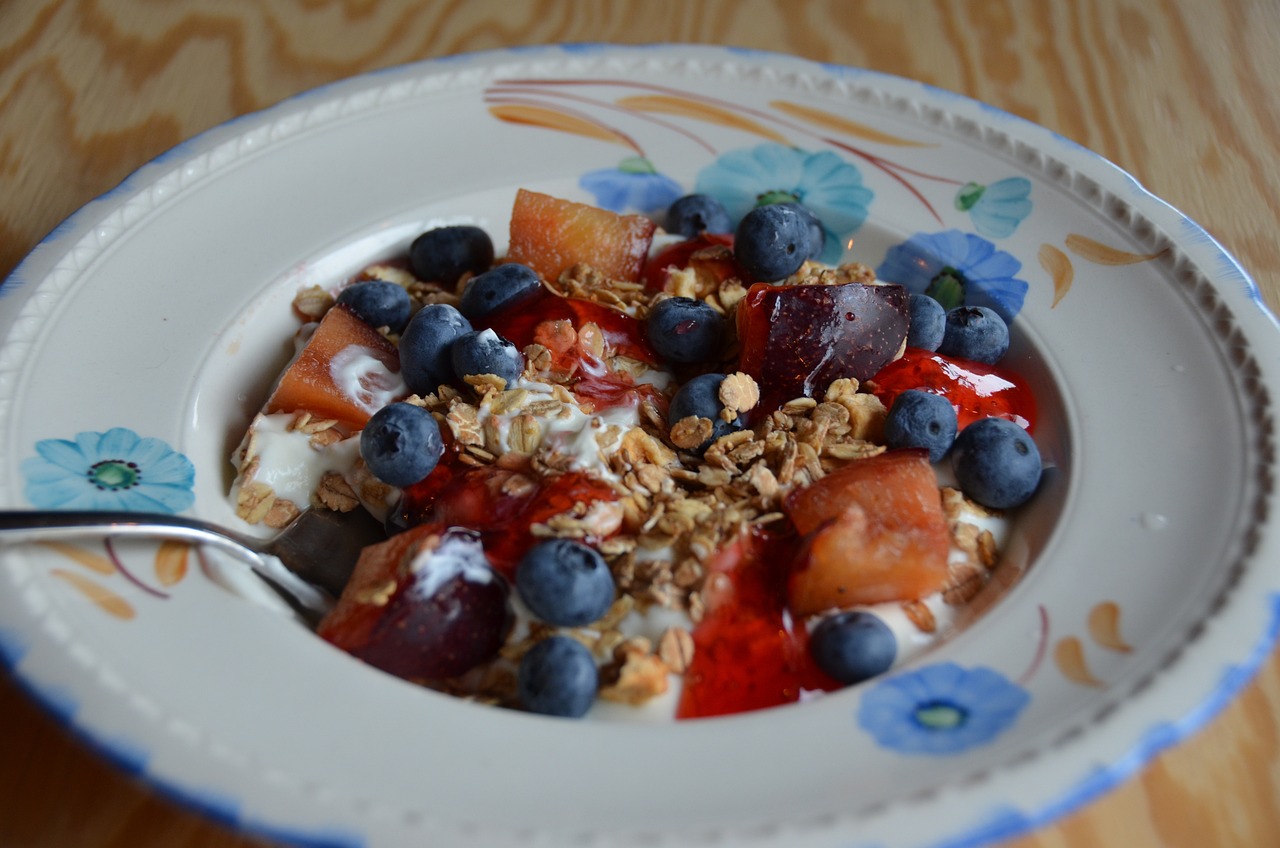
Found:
[784,450,950,615]
[266,304,403,430]
[506,189,656,284]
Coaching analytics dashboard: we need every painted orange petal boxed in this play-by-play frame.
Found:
[770,100,933,147]
[1065,234,1169,266]
[1054,636,1104,687]
[154,541,189,587]
[1038,243,1075,308]
[52,569,135,620]
[1088,601,1133,652]
[617,95,789,144]
[488,104,634,150]
[39,541,115,575]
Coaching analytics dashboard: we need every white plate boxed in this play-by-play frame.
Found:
[2,44,1278,848]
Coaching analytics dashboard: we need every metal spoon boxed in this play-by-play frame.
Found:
[0,507,388,624]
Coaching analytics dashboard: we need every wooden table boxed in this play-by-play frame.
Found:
[2,1,1278,846]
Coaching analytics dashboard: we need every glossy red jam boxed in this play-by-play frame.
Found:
[400,445,618,578]
[677,526,840,719]
[479,288,660,410]
[871,347,1037,431]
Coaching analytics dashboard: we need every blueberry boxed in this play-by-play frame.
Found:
[450,329,523,386]
[734,204,814,282]
[335,281,412,334]
[515,539,615,627]
[668,372,743,452]
[809,610,897,685]
[458,263,543,321]
[646,297,725,364]
[360,402,444,487]
[398,303,473,395]
[408,225,494,287]
[517,636,598,718]
[951,417,1042,509]
[775,202,826,261]
[906,293,946,351]
[938,306,1009,364]
[666,194,732,238]
[884,390,958,463]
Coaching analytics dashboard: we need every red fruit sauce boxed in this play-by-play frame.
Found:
[676,526,841,719]
[400,444,618,578]
[641,232,738,291]
[871,347,1037,431]
[478,288,661,411]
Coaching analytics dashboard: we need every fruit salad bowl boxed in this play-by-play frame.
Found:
[1,44,1277,848]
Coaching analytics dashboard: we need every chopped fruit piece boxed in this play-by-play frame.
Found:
[317,527,514,681]
[784,450,950,615]
[507,189,656,283]
[265,304,404,430]
[736,281,909,414]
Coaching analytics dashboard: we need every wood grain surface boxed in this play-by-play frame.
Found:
[2,1,1279,846]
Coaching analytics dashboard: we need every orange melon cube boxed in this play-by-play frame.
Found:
[266,305,403,430]
[506,189,656,283]
[784,450,950,615]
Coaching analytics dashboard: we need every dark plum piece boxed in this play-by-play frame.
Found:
[319,527,514,681]
[409,225,494,287]
[360,402,444,487]
[458,263,544,321]
[398,303,472,394]
[646,296,725,364]
[736,281,909,413]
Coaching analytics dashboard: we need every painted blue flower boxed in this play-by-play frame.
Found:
[875,229,1029,323]
[580,156,683,215]
[858,662,1030,756]
[694,143,873,265]
[22,427,195,514]
[956,177,1032,239]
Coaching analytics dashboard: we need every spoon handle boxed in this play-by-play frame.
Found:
[0,510,261,565]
